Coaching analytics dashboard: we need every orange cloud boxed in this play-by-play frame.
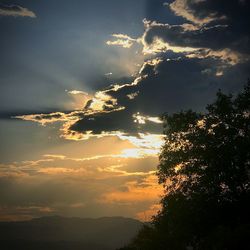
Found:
[98,174,163,204]
[136,204,162,222]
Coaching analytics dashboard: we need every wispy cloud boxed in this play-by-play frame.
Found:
[136,203,161,221]
[0,150,162,220]
[167,0,226,26]
[66,90,89,95]
[133,112,163,124]
[106,1,250,65]
[98,175,162,204]
[14,58,164,151]
[0,4,36,18]
[106,33,138,48]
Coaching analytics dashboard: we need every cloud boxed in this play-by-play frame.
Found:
[136,203,161,221]
[0,4,36,18]
[168,0,226,25]
[15,112,70,125]
[127,91,139,100]
[4,0,250,221]
[141,19,248,63]
[0,205,54,221]
[167,0,250,54]
[66,90,89,95]
[14,61,166,151]
[106,1,250,63]
[186,48,246,65]
[43,154,66,160]
[106,34,138,48]
[168,0,250,27]
[133,112,163,124]
[0,151,162,220]
[98,175,162,204]
[15,53,249,150]
[0,150,160,180]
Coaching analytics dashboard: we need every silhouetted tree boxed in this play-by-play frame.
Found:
[119,81,250,250]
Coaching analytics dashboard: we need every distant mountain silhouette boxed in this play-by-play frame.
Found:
[0,216,143,250]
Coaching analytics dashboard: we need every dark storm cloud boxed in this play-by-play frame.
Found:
[169,0,250,27]
[146,0,175,23]
[14,0,250,141]
[143,0,250,57]
[16,54,249,139]
[0,3,36,17]
[69,54,249,137]
[69,109,162,136]
[131,58,249,113]
[1,0,250,222]
[144,22,230,51]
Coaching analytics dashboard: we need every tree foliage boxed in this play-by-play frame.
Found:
[120,82,250,250]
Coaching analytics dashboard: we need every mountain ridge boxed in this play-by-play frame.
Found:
[0,215,143,250]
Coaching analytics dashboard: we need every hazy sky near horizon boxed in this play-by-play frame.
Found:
[0,0,250,221]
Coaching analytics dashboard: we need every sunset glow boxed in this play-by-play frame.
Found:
[1,0,249,225]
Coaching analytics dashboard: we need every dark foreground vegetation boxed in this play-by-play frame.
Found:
[120,82,250,250]
[0,216,142,250]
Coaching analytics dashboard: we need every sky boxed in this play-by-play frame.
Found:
[0,0,249,221]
